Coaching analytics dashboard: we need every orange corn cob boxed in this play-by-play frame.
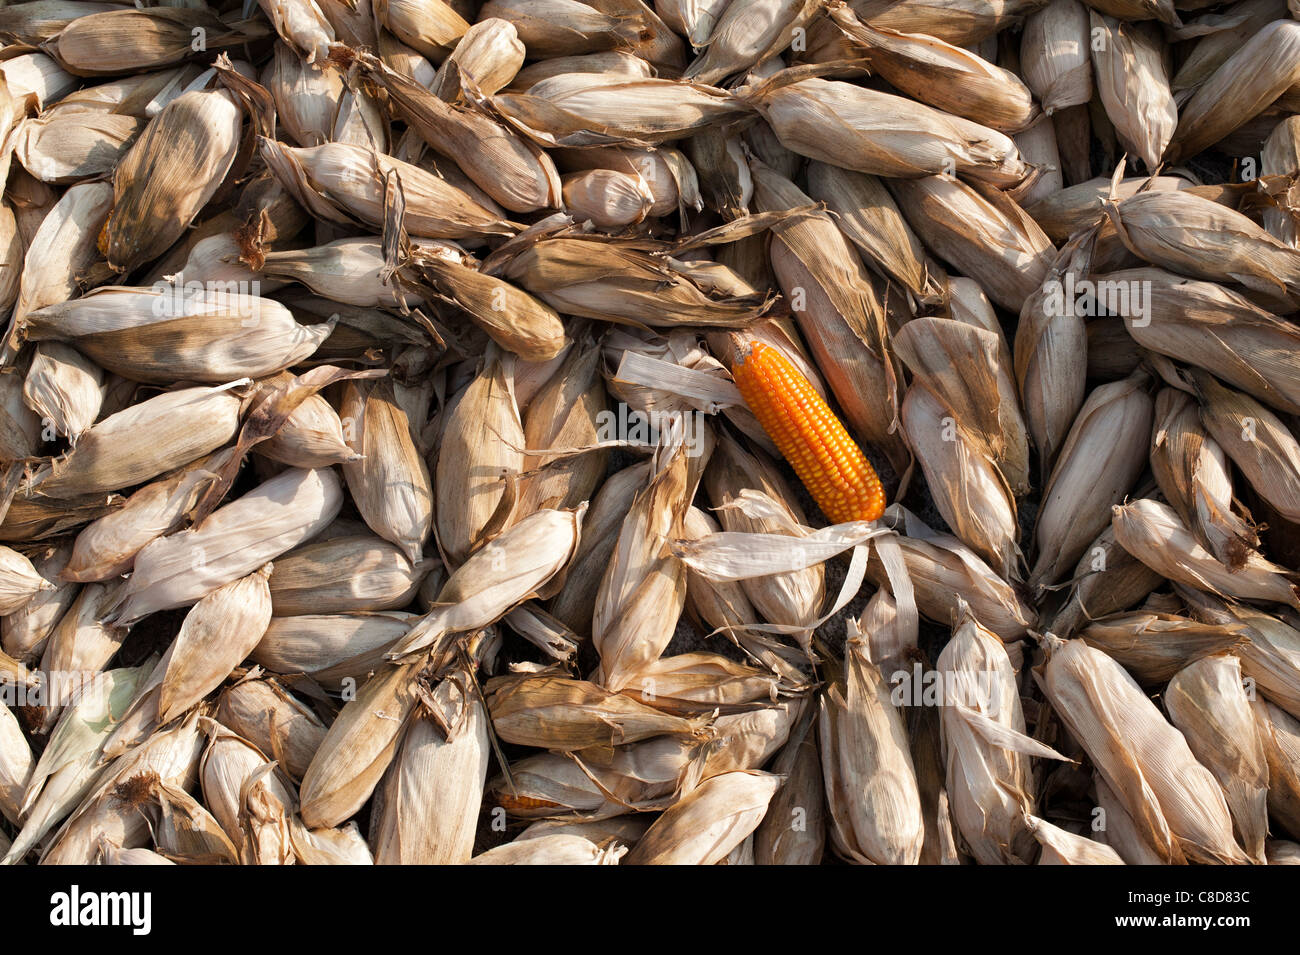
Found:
[731,342,886,524]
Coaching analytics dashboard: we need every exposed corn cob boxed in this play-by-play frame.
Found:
[730,341,885,525]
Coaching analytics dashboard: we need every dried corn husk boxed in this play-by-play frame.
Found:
[471,833,625,864]
[21,343,102,442]
[375,0,467,59]
[1149,389,1256,568]
[1089,15,1175,170]
[939,609,1063,863]
[753,78,1035,190]
[819,641,924,865]
[47,9,267,77]
[625,771,780,865]
[298,659,421,829]
[1112,499,1300,610]
[14,110,141,184]
[902,382,1019,578]
[216,678,327,781]
[105,88,242,272]
[25,286,331,385]
[1029,374,1152,591]
[40,712,205,865]
[269,536,428,616]
[1252,697,1300,838]
[499,233,769,328]
[0,703,32,826]
[30,382,242,500]
[371,669,489,863]
[104,568,275,759]
[866,514,1036,641]
[1015,234,1089,471]
[434,348,525,565]
[620,652,777,715]
[1,544,75,663]
[684,0,820,84]
[1165,654,1268,863]
[1021,0,1091,113]
[593,447,690,691]
[252,611,415,685]
[111,467,344,624]
[548,460,647,637]
[413,246,567,360]
[514,339,606,515]
[488,673,704,749]
[260,0,335,63]
[1190,370,1300,526]
[1,663,151,864]
[388,506,582,659]
[260,138,517,239]
[339,378,433,564]
[703,437,825,646]
[430,17,525,99]
[1079,611,1242,684]
[1028,816,1125,864]
[830,6,1038,133]
[1106,187,1300,301]
[892,175,1054,313]
[355,52,561,213]
[1093,774,1166,865]
[1168,19,1300,162]
[1037,634,1249,864]
[0,545,48,616]
[805,161,932,300]
[863,0,1047,46]
[258,393,359,468]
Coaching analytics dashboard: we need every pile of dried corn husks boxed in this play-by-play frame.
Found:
[2,0,1300,867]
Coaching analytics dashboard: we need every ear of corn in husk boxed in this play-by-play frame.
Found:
[434,348,525,565]
[1112,499,1300,610]
[1105,188,1300,301]
[1078,611,1243,684]
[892,174,1054,313]
[1188,369,1300,527]
[1028,373,1153,592]
[1021,0,1092,114]
[624,770,780,865]
[110,466,344,625]
[901,381,1020,579]
[938,607,1065,863]
[252,611,415,686]
[369,666,488,863]
[829,5,1039,133]
[215,678,327,781]
[103,567,274,759]
[866,511,1036,641]
[1164,654,1268,863]
[40,711,205,865]
[1036,634,1249,864]
[593,445,690,691]
[1168,19,1300,162]
[818,637,924,864]
[339,378,433,564]
[1088,15,1176,170]
[752,77,1037,191]
[389,506,583,659]
[1028,815,1125,864]
[1252,697,1300,839]
[1,662,151,864]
